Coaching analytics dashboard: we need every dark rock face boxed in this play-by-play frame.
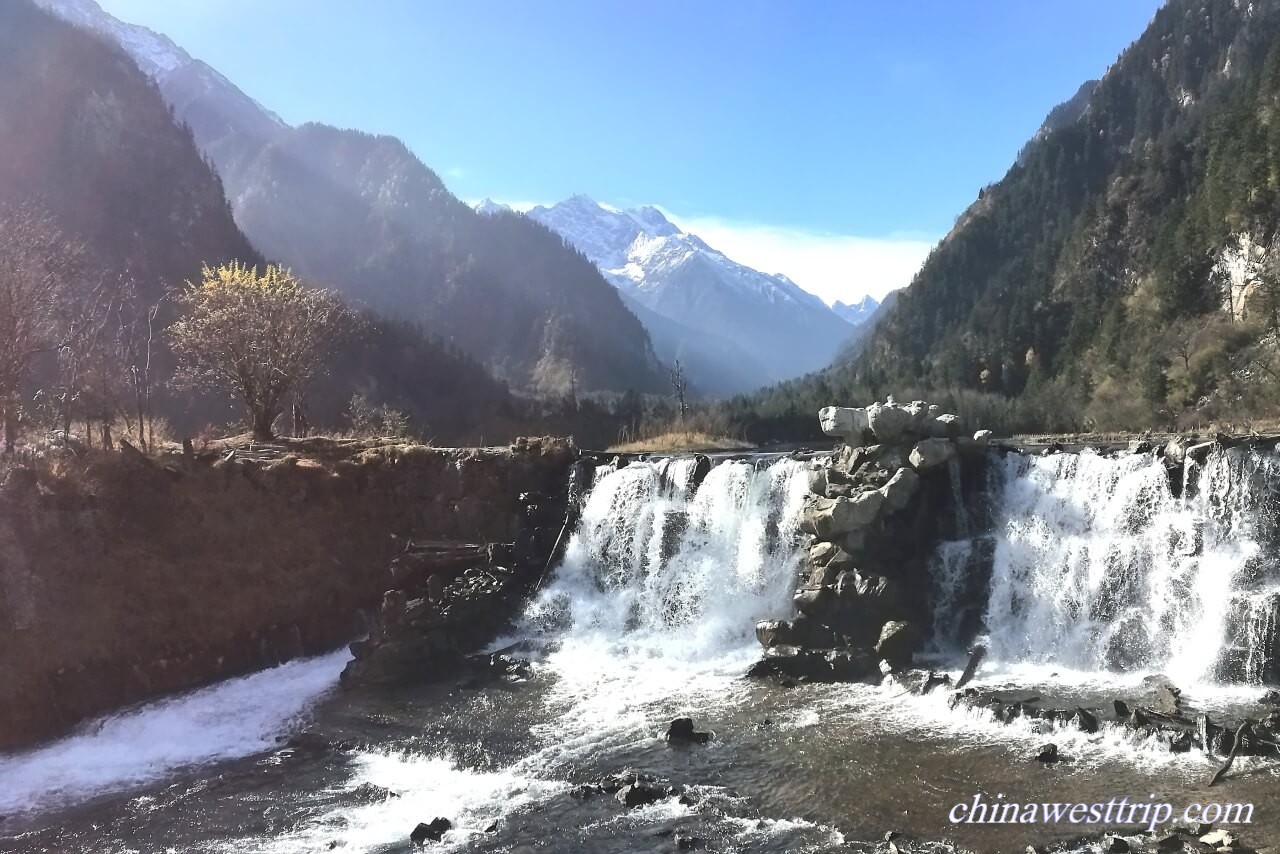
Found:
[666,717,711,745]
[875,621,923,669]
[616,782,667,809]
[410,818,452,845]
[1035,743,1060,763]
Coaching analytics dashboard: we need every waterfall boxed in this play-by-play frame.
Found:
[524,455,810,662]
[978,446,1280,684]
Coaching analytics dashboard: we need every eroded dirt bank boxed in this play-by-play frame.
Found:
[0,437,575,752]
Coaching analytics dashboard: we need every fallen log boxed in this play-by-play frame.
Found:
[1208,722,1252,787]
[955,645,986,690]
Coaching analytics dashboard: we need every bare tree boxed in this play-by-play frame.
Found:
[0,205,81,453]
[169,263,354,441]
[670,359,689,423]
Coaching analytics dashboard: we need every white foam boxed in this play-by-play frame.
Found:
[0,652,348,815]
[236,751,568,853]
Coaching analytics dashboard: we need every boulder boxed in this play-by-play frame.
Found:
[1034,743,1060,763]
[807,468,828,496]
[928,413,965,438]
[878,467,919,513]
[793,584,837,616]
[1103,835,1131,853]
[875,621,922,668]
[818,406,869,444]
[665,717,711,745]
[1070,707,1100,734]
[866,402,912,443]
[616,782,667,808]
[807,563,840,587]
[909,439,956,471]
[410,818,452,845]
[808,541,839,567]
[825,648,879,681]
[755,619,815,648]
[800,491,884,540]
[835,570,899,611]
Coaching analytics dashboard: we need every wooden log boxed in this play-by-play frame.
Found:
[1208,722,1252,787]
[956,645,987,690]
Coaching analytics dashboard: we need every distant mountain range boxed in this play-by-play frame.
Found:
[830,295,881,326]
[34,0,666,397]
[508,195,873,394]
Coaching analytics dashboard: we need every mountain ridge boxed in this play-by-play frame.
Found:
[526,195,866,394]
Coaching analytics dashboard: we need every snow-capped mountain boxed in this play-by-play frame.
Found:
[33,0,287,174]
[831,295,880,326]
[473,198,512,217]
[527,196,858,391]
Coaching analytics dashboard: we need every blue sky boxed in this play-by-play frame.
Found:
[98,0,1164,303]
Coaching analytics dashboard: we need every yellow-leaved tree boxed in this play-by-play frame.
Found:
[169,262,352,441]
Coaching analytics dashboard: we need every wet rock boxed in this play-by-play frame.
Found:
[800,491,885,539]
[825,648,879,681]
[808,541,839,567]
[878,468,919,514]
[1103,836,1131,853]
[1145,676,1182,715]
[835,570,899,611]
[908,438,956,471]
[675,833,704,850]
[1035,743,1060,763]
[616,782,667,809]
[793,584,837,617]
[1113,699,1130,719]
[1070,707,1100,734]
[1201,831,1235,847]
[874,621,922,669]
[410,818,452,845]
[1262,689,1280,704]
[484,821,498,833]
[666,717,711,745]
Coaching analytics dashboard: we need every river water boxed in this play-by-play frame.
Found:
[3,450,1280,852]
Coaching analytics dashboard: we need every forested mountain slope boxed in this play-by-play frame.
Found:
[845,0,1280,430]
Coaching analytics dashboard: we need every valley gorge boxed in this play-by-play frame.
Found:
[8,402,1280,852]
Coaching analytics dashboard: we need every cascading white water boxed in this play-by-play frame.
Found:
[525,456,810,665]
[0,652,347,816]
[979,447,1280,684]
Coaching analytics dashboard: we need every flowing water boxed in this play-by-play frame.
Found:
[4,450,1280,853]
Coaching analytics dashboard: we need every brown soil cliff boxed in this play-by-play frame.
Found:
[0,437,575,752]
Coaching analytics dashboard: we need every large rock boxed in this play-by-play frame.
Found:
[800,491,885,540]
[878,467,919,513]
[818,406,869,444]
[411,818,452,845]
[909,439,956,471]
[755,617,833,648]
[793,584,837,616]
[616,782,667,808]
[928,414,965,438]
[666,717,711,745]
[807,468,828,496]
[835,570,899,611]
[875,621,923,668]
[866,402,912,443]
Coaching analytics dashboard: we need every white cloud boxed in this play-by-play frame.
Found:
[659,211,936,305]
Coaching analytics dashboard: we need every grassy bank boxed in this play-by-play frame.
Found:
[607,431,755,454]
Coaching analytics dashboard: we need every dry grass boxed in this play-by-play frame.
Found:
[608,431,755,454]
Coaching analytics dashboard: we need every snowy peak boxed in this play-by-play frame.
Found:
[831,295,881,325]
[473,198,512,217]
[528,196,678,269]
[528,195,856,389]
[33,0,286,130]
[34,0,187,78]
